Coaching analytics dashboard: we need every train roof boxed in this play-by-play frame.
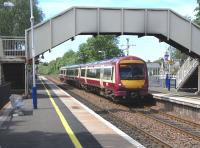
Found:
[60,56,145,69]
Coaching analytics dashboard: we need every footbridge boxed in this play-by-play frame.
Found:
[26,7,200,59]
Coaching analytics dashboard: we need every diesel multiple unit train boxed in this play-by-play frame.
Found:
[59,56,148,101]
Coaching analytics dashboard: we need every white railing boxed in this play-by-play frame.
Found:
[2,37,25,57]
[176,57,199,89]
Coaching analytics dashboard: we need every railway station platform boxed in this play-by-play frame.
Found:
[149,87,200,109]
[149,87,200,123]
[0,76,143,148]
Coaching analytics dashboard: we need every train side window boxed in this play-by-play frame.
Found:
[111,67,114,80]
[75,69,78,76]
[72,70,75,76]
[103,68,112,80]
[81,69,85,77]
[87,69,96,78]
[96,69,100,79]
[68,69,73,76]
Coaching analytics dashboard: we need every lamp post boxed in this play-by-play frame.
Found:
[30,0,37,109]
[121,38,136,56]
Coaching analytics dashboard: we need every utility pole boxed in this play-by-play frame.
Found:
[121,38,136,56]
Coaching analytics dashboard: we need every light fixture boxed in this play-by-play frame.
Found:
[41,54,44,59]
[71,37,74,41]
[3,1,15,7]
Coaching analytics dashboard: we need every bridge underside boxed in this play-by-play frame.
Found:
[26,7,200,59]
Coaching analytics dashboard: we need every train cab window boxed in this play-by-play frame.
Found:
[81,69,85,77]
[120,64,144,80]
[103,68,112,80]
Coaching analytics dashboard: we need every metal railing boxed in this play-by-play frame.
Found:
[176,57,199,89]
[149,75,176,88]
[2,37,25,57]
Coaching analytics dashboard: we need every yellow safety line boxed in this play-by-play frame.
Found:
[41,80,83,148]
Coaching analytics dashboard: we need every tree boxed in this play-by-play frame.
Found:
[38,50,78,75]
[0,0,43,36]
[77,35,123,63]
[38,36,123,75]
[169,46,188,62]
[195,0,200,25]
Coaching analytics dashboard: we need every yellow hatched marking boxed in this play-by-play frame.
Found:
[41,80,83,148]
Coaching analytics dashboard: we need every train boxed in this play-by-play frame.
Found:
[59,56,149,101]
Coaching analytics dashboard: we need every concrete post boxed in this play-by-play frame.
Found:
[0,38,3,57]
[0,63,1,85]
[198,65,200,93]
[0,38,3,85]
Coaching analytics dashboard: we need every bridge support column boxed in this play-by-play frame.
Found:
[25,63,28,97]
[195,65,200,95]
[0,63,2,85]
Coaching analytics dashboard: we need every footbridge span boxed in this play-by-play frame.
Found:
[26,7,200,59]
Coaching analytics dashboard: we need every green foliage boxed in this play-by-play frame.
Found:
[195,0,200,25]
[77,35,123,63]
[39,35,123,75]
[169,47,188,61]
[0,0,43,36]
[38,50,78,75]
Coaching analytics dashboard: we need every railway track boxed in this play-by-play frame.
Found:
[46,76,200,147]
[133,108,200,141]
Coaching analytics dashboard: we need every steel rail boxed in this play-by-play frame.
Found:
[149,108,200,129]
[133,109,200,142]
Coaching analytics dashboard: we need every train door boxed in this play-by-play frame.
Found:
[85,66,88,84]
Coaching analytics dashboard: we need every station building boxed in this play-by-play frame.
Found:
[0,36,25,96]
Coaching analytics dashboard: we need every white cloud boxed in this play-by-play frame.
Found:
[173,4,196,19]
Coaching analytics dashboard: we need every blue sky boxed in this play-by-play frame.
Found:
[38,0,198,62]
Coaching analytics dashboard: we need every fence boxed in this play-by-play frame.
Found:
[149,75,176,89]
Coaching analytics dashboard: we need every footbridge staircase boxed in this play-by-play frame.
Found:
[176,57,199,91]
